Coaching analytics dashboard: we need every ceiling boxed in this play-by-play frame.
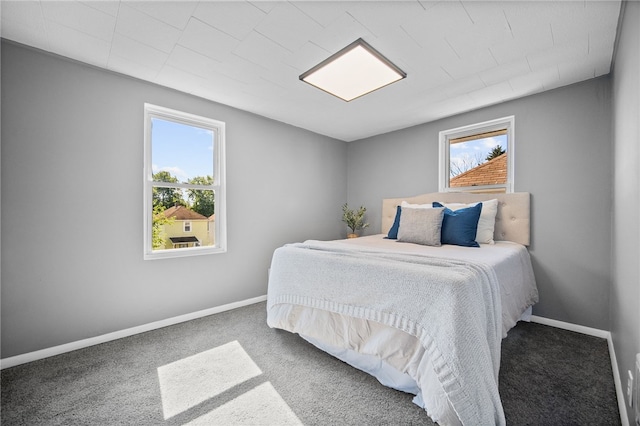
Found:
[1,1,622,142]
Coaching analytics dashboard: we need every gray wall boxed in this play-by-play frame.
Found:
[348,77,613,330]
[1,41,347,359]
[612,2,640,425]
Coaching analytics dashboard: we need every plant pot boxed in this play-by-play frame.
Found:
[347,233,358,239]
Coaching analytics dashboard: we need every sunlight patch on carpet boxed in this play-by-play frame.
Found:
[184,382,302,425]
[157,341,262,419]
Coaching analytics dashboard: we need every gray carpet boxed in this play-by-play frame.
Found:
[1,302,620,425]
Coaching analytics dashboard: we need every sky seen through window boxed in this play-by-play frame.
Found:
[151,118,215,183]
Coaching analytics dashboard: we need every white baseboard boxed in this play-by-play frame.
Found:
[530,315,610,338]
[0,295,268,370]
[607,333,630,426]
[531,315,629,426]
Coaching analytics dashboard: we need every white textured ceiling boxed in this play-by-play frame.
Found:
[1,0,622,141]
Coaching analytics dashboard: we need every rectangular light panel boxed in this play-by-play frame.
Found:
[300,38,406,102]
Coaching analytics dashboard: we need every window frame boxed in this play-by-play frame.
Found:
[143,103,227,260]
[438,116,515,193]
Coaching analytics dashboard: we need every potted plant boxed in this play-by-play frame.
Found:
[342,203,369,238]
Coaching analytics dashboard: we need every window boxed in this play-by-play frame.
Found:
[143,104,226,260]
[439,116,514,193]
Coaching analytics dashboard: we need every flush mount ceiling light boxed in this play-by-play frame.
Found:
[299,38,407,102]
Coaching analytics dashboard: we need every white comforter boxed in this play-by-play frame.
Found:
[267,235,538,425]
[334,235,539,338]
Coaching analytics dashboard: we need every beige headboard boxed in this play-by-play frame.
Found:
[382,192,531,246]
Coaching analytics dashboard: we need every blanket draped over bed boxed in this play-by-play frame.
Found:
[267,240,506,425]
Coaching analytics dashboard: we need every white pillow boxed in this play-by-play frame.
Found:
[401,200,433,209]
[438,199,498,244]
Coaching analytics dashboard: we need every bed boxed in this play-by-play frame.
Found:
[267,192,538,425]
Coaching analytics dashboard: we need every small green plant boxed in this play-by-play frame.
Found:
[342,203,369,234]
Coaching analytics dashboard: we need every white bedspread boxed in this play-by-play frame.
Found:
[267,237,518,425]
[335,235,539,338]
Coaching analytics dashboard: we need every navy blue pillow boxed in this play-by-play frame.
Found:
[386,205,402,239]
[432,202,482,247]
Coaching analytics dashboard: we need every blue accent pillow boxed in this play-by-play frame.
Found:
[386,205,402,239]
[433,202,482,247]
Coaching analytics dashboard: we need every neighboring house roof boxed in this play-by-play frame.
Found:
[450,153,507,187]
[163,205,208,220]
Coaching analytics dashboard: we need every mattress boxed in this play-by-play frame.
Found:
[267,234,538,425]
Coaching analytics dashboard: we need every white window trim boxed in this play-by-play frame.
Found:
[438,116,515,193]
[143,103,227,260]
[183,221,192,233]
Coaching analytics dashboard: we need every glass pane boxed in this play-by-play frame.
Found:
[151,117,214,184]
[449,134,507,188]
[152,189,216,251]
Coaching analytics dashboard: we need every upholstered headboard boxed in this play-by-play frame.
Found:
[382,192,531,246]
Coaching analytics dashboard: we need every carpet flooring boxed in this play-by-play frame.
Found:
[1,301,620,425]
